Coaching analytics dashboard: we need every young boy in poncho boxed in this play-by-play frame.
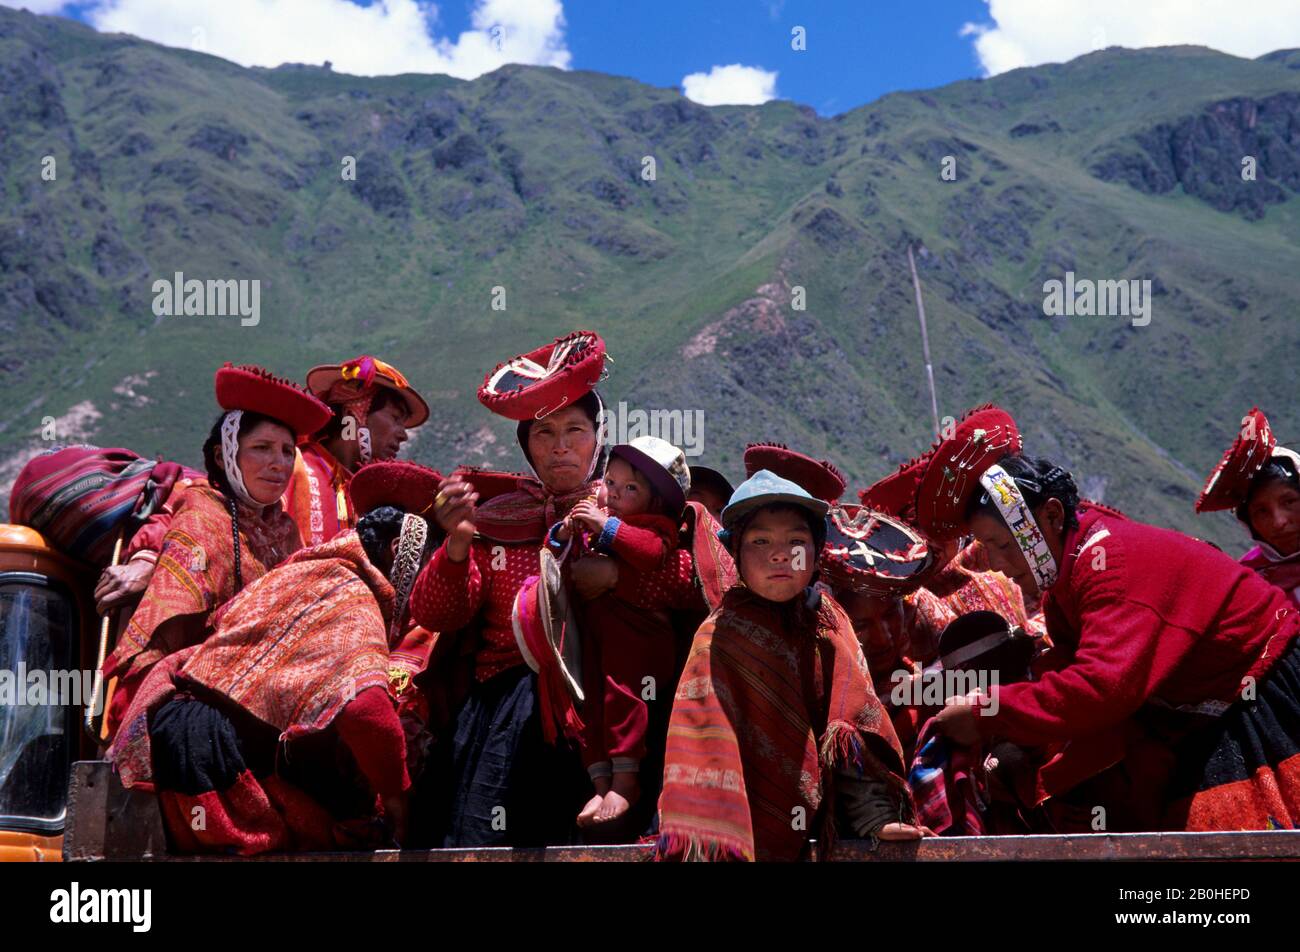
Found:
[656,470,927,861]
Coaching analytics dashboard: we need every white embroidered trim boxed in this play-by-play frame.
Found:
[388,513,427,646]
[979,463,1058,591]
[358,426,373,464]
[220,410,261,508]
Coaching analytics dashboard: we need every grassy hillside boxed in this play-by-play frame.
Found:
[2,7,1299,552]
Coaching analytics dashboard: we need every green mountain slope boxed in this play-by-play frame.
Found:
[2,7,1299,553]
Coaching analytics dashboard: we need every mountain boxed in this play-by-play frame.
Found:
[2,5,1299,552]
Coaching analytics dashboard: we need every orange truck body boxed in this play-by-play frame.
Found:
[0,525,98,862]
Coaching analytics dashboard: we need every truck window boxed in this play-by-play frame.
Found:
[0,575,79,833]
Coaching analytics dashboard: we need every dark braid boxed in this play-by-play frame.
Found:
[357,505,407,566]
[966,454,1081,531]
[227,494,244,591]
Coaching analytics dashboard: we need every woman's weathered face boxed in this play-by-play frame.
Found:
[528,405,597,494]
[235,420,297,505]
[738,506,816,603]
[1247,478,1300,556]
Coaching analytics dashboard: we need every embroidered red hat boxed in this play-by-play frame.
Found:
[1196,408,1278,513]
[478,330,606,421]
[742,442,846,503]
[913,405,1022,542]
[349,460,444,517]
[452,466,526,504]
[859,448,936,522]
[820,502,934,598]
[214,363,332,439]
[306,355,429,428]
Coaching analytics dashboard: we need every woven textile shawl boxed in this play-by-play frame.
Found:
[657,587,909,862]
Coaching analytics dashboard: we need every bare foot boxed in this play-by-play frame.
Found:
[577,793,605,828]
[595,772,639,823]
[577,775,611,828]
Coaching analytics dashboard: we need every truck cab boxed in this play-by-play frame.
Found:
[0,525,96,862]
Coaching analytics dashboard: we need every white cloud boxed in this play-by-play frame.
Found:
[14,0,570,78]
[681,63,777,106]
[962,0,1300,76]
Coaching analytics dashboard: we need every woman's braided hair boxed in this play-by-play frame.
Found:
[965,454,1081,531]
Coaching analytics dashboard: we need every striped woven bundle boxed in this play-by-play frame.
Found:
[9,445,158,565]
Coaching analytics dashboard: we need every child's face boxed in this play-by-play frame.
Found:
[604,457,655,518]
[738,506,816,602]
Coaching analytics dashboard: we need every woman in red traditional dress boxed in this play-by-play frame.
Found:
[409,331,704,847]
[925,416,1300,832]
[100,364,331,738]
[1197,407,1300,606]
[108,461,442,854]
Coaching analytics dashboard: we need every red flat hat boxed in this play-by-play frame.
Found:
[743,442,846,503]
[820,502,934,598]
[859,448,936,521]
[349,460,444,517]
[478,330,606,421]
[913,405,1022,542]
[1196,408,1277,513]
[452,466,526,504]
[214,363,332,439]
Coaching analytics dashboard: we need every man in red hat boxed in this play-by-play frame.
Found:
[109,460,444,854]
[92,355,428,618]
[287,355,430,547]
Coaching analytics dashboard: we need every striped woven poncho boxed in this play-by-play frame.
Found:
[657,586,911,862]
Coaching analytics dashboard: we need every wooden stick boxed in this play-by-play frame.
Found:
[84,530,125,744]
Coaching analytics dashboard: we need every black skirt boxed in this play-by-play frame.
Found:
[414,665,589,848]
[1164,637,1300,830]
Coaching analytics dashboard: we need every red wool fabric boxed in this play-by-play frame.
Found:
[976,506,1300,801]
[410,519,700,683]
[579,512,685,768]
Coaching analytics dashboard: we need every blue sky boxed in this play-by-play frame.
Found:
[10,0,1300,115]
[467,0,991,115]
[565,0,991,115]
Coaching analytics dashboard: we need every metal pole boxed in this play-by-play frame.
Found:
[908,243,942,437]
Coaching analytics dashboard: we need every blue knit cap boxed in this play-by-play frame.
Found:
[717,469,830,549]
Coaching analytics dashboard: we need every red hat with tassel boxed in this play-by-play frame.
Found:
[478,330,606,421]
[913,405,1022,542]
